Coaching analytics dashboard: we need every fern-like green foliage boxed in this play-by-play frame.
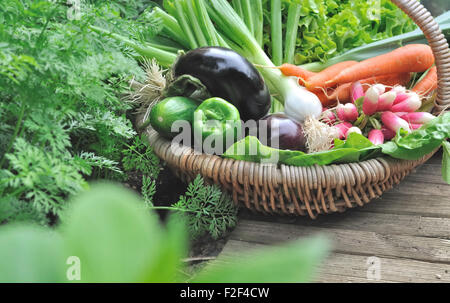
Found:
[122,136,161,179]
[122,136,161,207]
[173,175,238,240]
[142,175,157,207]
[0,1,161,224]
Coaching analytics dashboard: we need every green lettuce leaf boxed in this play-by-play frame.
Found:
[381,112,450,160]
[223,113,449,184]
[287,0,416,64]
[223,133,378,166]
[442,141,450,184]
[223,136,305,164]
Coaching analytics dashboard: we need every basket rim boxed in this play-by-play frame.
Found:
[143,126,438,171]
[143,126,438,218]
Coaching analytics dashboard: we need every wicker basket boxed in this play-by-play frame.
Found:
[140,0,450,219]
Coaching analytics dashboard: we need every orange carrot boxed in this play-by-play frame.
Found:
[326,83,352,104]
[313,90,335,107]
[276,63,316,85]
[305,61,358,90]
[325,44,434,87]
[324,73,411,105]
[361,72,411,91]
[278,63,316,78]
[412,66,437,95]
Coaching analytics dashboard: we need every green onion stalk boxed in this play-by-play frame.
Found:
[150,7,191,49]
[270,0,283,66]
[284,1,302,64]
[89,25,177,68]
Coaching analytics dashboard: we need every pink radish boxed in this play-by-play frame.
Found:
[394,112,409,117]
[337,103,359,122]
[381,126,396,140]
[377,91,397,112]
[368,129,385,145]
[410,123,423,130]
[391,86,406,94]
[397,112,435,124]
[391,93,421,112]
[346,127,362,138]
[372,84,386,95]
[321,109,336,125]
[335,122,352,139]
[363,84,385,115]
[393,92,410,105]
[351,81,364,104]
[391,86,409,105]
[381,111,412,133]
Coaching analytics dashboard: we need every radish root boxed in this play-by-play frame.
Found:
[124,59,171,120]
[303,116,340,153]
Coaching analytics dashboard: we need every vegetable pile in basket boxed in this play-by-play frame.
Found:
[91,1,450,184]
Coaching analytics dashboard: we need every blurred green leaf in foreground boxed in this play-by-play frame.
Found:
[0,183,329,283]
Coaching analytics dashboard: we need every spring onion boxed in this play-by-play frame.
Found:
[149,7,190,49]
[270,0,283,66]
[253,0,264,47]
[284,1,302,64]
[89,25,177,68]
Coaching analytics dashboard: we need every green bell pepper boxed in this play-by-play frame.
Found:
[193,97,242,152]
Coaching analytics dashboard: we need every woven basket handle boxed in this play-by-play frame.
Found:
[392,0,450,114]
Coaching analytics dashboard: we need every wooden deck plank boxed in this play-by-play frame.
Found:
[317,253,450,283]
[314,273,395,283]
[426,151,443,165]
[239,210,450,239]
[220,240,450,283]
[385,180,449,196]
[407,164,447,185]
[355,193,450,218]
[229,219,450,264]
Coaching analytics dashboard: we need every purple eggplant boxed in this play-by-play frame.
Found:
[173,47,271,122]
[257,113,307,152]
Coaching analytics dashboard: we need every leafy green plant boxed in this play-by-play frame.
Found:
[0,1,165,224]
[443,141,450,184]
[142,175,158,207]
[171,175,238,239]
[122,136,161,179]
[121,135,161,206]
[286,0,416,64]
[0,183,329,283]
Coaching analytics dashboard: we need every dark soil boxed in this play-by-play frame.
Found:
[123,163,231,260]
[152,165,187,209]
